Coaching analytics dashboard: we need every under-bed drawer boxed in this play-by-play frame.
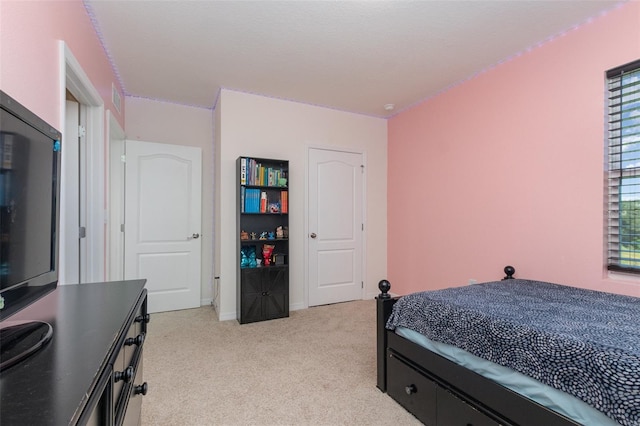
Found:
[387,352,437,425]
[387,350,502,426]
[437,387,501,426]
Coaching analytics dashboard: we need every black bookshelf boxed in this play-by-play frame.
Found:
[236,157,289,324]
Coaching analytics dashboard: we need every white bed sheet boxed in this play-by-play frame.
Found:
[395,326,618,426]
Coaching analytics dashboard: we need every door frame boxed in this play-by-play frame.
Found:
[304,145,367,308]
[107,111,126,281]
[58,41,105,284]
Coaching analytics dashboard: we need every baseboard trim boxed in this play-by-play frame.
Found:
[290,302,305,311]
[218,311,237,322]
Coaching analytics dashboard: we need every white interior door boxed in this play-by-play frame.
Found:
[124,140,202,313]
[308,148,364,306]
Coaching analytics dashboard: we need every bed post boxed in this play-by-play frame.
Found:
[376,279,394,392]
[502,265,516,280]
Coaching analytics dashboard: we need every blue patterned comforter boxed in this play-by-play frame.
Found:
[386,280,640,426]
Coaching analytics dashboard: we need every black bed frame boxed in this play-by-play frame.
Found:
[376,267,581,426]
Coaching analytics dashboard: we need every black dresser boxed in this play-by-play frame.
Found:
[0,280,148,425]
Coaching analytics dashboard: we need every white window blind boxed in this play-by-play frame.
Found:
[607,59,640,272]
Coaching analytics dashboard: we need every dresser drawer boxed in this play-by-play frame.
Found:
[113,291,148,425]
[118,353,147,426]
[118,350,146,426]
[124,304,146,369]
[387,352,437,425]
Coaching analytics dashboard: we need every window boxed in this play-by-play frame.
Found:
[607,59,640,273]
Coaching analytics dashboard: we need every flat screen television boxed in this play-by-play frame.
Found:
[0,90,61,371]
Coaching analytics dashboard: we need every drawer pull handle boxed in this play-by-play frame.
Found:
[134,382,149,396]
[125,333,145,346]
[135,313,151,324]
[405,384,417,395]
[114,366,134,383]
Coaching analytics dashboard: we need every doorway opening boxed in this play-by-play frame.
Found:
[59,41,105,284]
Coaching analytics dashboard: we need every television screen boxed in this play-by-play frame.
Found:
[0,91,61,320]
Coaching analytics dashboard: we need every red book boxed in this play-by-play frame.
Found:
[281,190,288,213]
[260,191,267,213]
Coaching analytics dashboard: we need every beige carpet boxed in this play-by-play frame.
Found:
[140,299,421,425]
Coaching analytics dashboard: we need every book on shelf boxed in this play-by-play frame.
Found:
[243,188,260,213]
[281,190,288,213]
[268,169,274,187]
[240,157,247,185]
[260,191,267,213]
[241,157,287,187]
[252,189,260,213]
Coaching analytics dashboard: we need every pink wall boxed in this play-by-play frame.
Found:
[388,2,640,297]
[0,0,123,128]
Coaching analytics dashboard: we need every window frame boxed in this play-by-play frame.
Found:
[606,59,640,274]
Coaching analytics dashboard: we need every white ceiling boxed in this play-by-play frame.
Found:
[85,0,624,118]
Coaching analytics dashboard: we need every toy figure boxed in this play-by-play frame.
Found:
[240,246,258,268]
[262,244,275,265]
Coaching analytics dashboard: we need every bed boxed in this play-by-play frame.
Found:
[376,267,640,426]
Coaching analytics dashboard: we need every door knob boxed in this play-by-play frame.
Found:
[310,233,317,238]
[191,233,200,239]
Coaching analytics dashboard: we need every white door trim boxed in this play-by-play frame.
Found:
[107,110,125,281]
[304,144,367,308]
[58,41,105,284]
